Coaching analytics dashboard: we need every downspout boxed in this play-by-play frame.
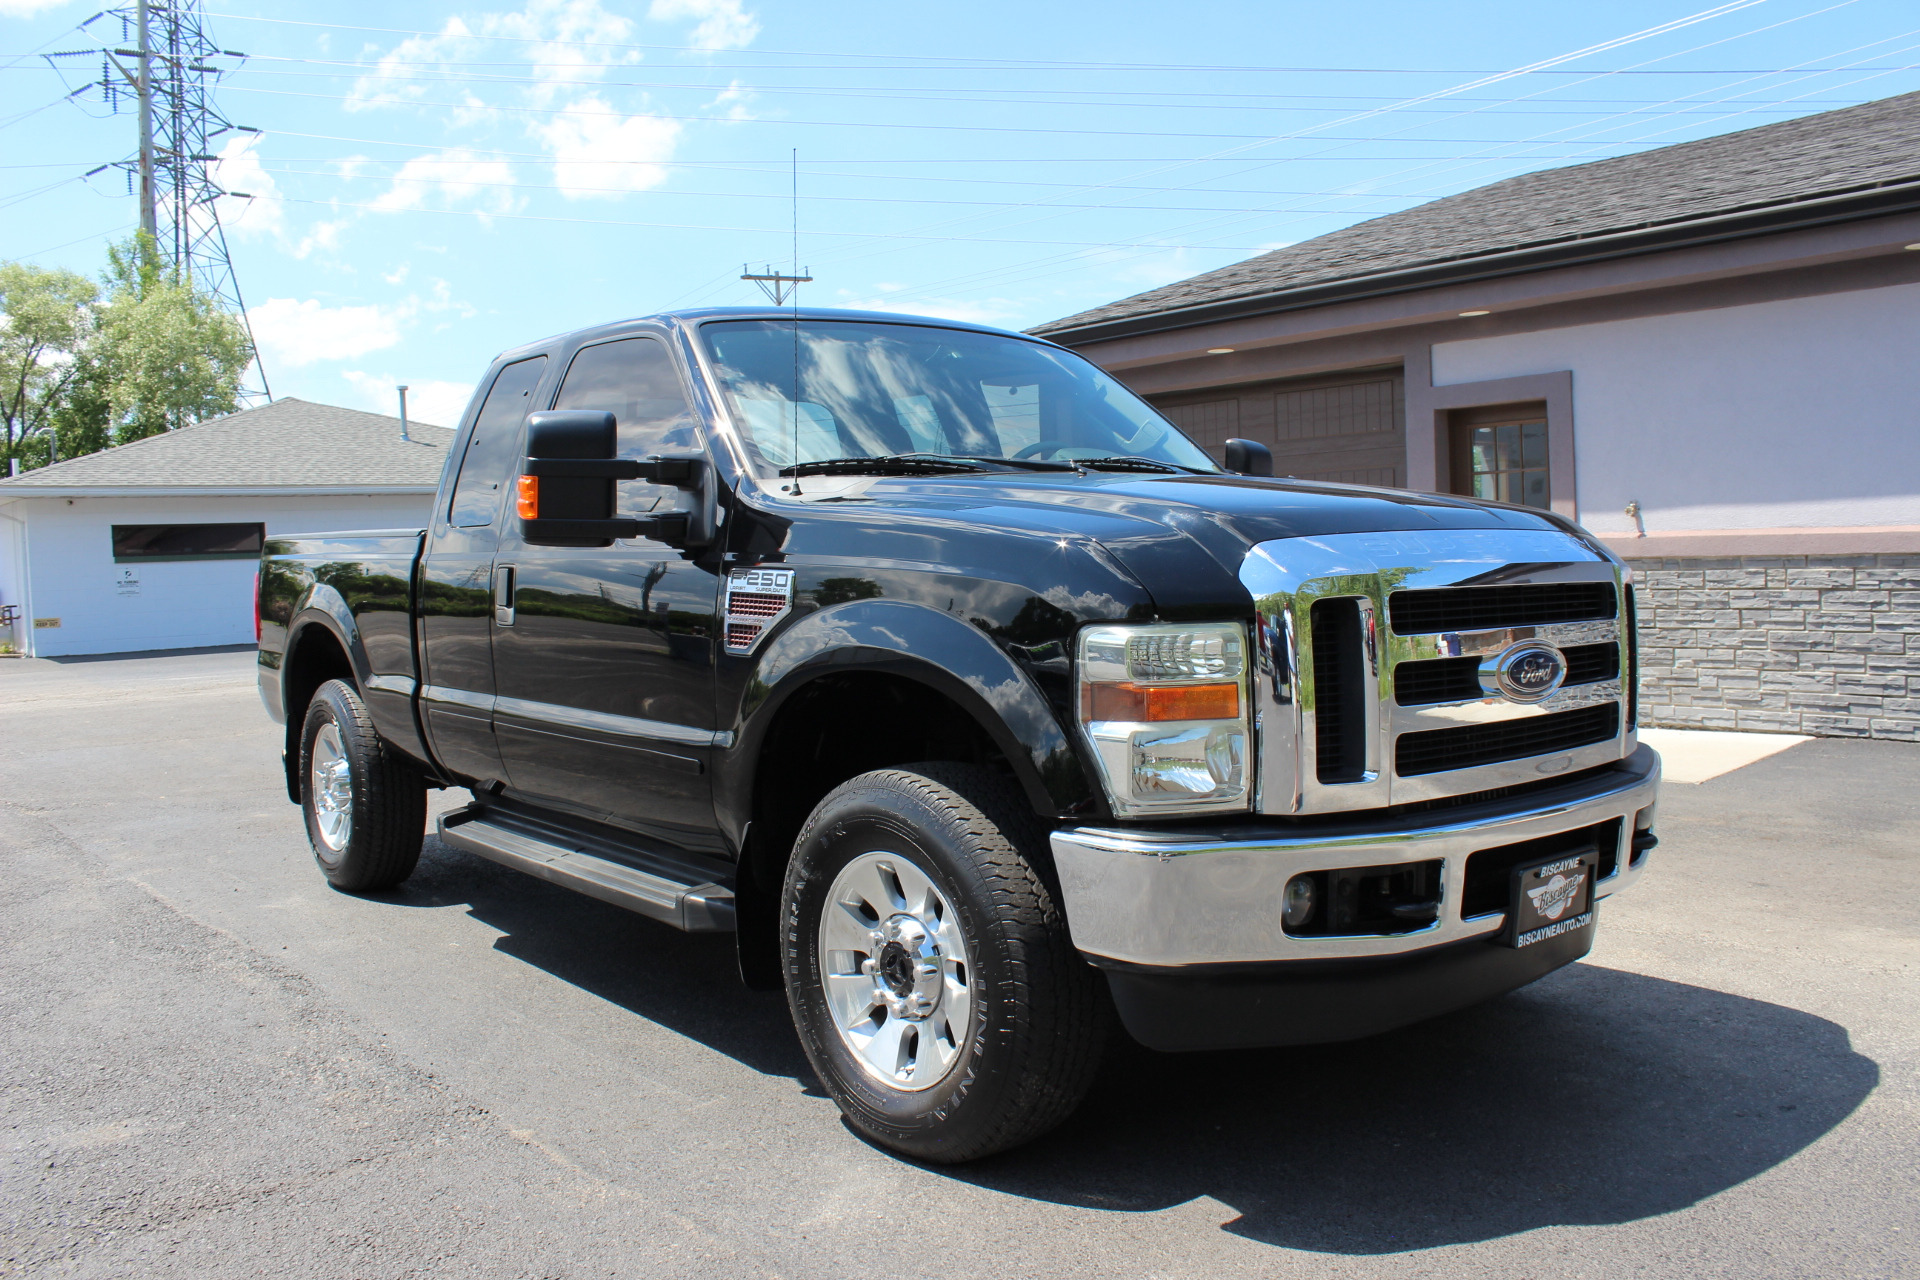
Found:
[0,502,32,658]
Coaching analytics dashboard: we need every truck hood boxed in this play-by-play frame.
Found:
[778,469,1590,617]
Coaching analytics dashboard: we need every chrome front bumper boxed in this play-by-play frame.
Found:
[1050,746,1659,967]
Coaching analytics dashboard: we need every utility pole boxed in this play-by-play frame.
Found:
[55,1,271,401]
[135,0,156,242]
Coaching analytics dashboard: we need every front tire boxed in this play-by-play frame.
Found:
[782,764,1106,1163]
[299,679,426,892]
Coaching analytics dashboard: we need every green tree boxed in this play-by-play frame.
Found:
[97,234,252,442]
[0,260,98,472]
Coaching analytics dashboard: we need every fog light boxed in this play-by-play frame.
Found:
[1283,875,1316,930]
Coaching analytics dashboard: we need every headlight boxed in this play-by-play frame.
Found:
[1076,621,1251,817]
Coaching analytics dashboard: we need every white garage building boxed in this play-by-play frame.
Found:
[0,399,452,658]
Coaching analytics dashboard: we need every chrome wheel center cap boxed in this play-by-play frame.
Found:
[865,914,944,1021]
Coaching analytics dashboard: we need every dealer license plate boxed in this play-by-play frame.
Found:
[1507,847,1597,948]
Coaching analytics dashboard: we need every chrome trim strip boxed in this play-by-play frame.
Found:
[1389,677,1622,734]
[1050,748,1659,967]
[421,684,494,715]
[492,694,722,748]
[366,674,416,698]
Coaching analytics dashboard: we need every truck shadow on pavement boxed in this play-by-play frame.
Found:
[398,838,1876,1254]
[958,960,1879,1254]
[399,835,811,1080]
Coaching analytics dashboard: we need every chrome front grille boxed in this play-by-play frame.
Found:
[1240,529,1635,815]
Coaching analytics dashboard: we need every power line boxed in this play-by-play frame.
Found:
[248,166,1418,214]
[717,0,1783,303]
[229,83,1792,143]
[190,10,1920,75]
[796,3,1890,309]
[269,194,1277,249]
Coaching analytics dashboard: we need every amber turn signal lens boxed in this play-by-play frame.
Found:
[1084,681,1240,722]
[515,474,539,519]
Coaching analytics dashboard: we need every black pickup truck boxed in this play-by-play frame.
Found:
[258,307,1660,1162]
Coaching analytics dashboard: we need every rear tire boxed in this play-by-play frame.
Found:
[299,678,425,892]
[782,763,1106,1163]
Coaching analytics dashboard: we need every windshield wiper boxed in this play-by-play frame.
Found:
[941,454,1081,472]
[780,453,993,477]
[1072,455,1214,474]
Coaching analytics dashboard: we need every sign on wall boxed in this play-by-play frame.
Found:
[114,567,141,597]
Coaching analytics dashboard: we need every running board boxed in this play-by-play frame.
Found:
[436,809,735,932]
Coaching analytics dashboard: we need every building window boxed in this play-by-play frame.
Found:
[1448,403,1549,509]
[111,523,265,562]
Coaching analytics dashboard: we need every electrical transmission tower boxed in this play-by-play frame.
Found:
[55,0,270,399]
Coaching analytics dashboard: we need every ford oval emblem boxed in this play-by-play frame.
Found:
[1490,642,1568,703]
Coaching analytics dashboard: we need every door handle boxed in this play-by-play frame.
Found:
[493,564,516,627]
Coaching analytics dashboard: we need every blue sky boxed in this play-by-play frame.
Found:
[4,0,1918,427]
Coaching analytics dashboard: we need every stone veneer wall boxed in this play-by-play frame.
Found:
[1625,553,1920,740]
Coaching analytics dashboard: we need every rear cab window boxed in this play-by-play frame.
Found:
[449,356,548,529]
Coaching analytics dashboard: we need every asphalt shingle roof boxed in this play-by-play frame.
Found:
[0,398,455,490]
[1034,90,1920,337]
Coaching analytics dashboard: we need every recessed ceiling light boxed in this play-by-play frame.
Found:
[1207,347,1235,354]
[1458,310,1491,317]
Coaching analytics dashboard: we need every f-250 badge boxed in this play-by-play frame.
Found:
[724,567,795,654]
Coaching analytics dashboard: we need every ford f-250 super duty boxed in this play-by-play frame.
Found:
[257,307,1660,1162]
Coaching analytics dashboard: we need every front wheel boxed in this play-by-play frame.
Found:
[299,678,426,892]
[782,764,1107,1163]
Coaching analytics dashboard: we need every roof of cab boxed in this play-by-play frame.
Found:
[485,306,1062,367]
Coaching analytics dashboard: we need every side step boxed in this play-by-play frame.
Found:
[437,808,735,932]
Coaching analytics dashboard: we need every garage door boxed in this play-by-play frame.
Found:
[1150,369,1406,488]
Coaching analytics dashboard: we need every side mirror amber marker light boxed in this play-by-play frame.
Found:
[516,474,539,519]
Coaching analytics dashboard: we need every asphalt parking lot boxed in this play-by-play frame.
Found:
[2,647,1916,1279]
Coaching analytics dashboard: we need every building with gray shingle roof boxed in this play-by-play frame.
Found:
[0,398,454,495]
[1037,91,1920,740]
[0,398,462,658]
[1037,90,1920,341]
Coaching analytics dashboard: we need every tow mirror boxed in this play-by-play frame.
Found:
[517,410,708,548]
[1223,437,1273,477]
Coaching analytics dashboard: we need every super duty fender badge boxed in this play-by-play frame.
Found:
[724,567,795,654]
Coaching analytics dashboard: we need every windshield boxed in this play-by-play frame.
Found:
[699,319,1219,475]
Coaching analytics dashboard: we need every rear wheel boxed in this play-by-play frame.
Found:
[782,764,1106,1163]
[299,679,425,891]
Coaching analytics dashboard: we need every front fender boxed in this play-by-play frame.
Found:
[721,599,1100,834]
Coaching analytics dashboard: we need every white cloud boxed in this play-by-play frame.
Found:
[292,218,352,262]
[703,79,756,121]
[350,0,640,111]
[532,96,680,198]
[648,0,759,51]
[370,148,518,215]
[0,0,74,16]
[249,297,414,368]
[342,371,474,429]
[210,135,283,239]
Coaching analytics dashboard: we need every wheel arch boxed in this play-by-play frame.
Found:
[720,599,1102,988]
